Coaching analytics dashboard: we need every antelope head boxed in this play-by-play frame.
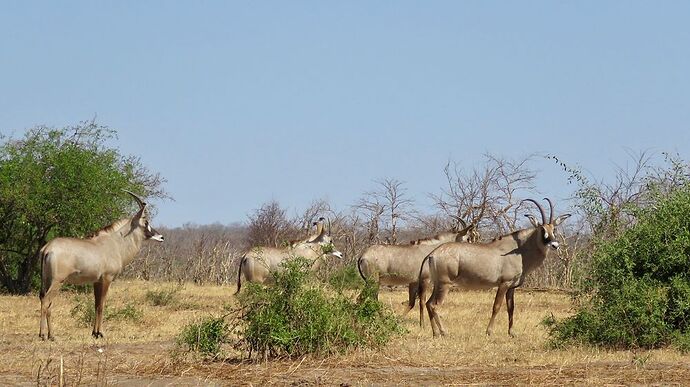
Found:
[125,190,164,242]
[522,197,570,250]
[309,216,343,259]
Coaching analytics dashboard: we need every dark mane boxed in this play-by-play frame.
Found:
[410,230,456,245]
[410,235,439,245]
[489,228,534,244]
[88,218,130,238]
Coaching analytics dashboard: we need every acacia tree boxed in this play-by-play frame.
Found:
[0,122,167,294]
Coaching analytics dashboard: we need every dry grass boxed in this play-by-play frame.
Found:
[1,280,689,385]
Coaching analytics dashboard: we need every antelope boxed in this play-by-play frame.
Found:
[420,198,570,337]
[235,217,343,294]
[357,219,478,326]
[38,191,164,340]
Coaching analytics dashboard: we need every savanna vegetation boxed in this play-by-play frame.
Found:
[0,122,166,294]
[2,123,690,384]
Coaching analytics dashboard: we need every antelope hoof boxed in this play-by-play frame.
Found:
[486,329,493,336]
[92,331,104,339]
[39,334,46,341]
[509,331,516,338]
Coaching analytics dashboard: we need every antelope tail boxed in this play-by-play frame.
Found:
[417,254,434,303]
[357,256,367,282]
[39,249,49,299]
[235,255,246,295]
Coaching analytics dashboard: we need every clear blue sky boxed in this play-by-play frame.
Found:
[2,2,689,227]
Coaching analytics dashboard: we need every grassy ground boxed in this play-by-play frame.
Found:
[1,280,689,385]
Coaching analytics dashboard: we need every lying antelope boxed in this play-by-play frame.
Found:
[421,198,570,337]
[38,191,164,340]
[357,220,477,326]
[235,218,343,294]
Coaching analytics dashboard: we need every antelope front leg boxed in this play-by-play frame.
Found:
[506,287,516,337]
[92,280,111,339]
[486,286,508,336]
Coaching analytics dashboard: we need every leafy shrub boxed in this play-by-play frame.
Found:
[0,123,165,294]
[545,185,690,349]
[70,295,144,326]
[177,315,229,358]
[236,257,404,359]
[327,264,364,291]
[109,303,144,322]
[145,285,182,306]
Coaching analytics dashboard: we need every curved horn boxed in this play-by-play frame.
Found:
[123,190,146,210]
[544,197,555,224]
[314,217,325,237]
[521,199,546,225]
[450,214,467,231]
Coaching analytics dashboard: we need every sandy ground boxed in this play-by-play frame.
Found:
[1,280,689,385]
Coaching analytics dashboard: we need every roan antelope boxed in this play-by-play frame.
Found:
[38,191,164,340]
[235,217,343,294]
[357,219,478,326]
[420,198,570,337]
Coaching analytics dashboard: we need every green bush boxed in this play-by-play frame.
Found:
[145,286,182,306]
[236,257,404,359]
[545,185,690,350]
[176,315,229,359]
[70,295,144,326]
[0,122,165,294]
[327,264,364,291]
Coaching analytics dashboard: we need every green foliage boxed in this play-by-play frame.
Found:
[236,257,404,359]
[0,122,166,294]
[109,303,145,322]
[671,330,690,353]
[145,286,182,306]
[545,185,690,349]
[176,315,229,359]
[70,295,144,326]
[327,264,364,291]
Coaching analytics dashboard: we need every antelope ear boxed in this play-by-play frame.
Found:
[525,214,539,228]
[554,214,572,226]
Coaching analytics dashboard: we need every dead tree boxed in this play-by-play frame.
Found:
[431,153,537,238]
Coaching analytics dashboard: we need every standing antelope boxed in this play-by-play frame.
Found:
[235,217,343,294]
[38,191,164,340]
[421,198,570,337]
[357,220,478,327]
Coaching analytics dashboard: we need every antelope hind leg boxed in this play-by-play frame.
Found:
[39,282,60,341]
